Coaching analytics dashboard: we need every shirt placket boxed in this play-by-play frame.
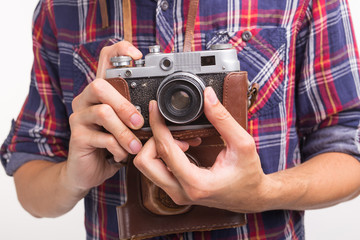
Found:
[155,0,175,52]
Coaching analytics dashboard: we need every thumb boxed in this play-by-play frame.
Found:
[203,87,250,146]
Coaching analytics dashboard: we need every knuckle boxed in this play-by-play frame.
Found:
[100,41,129,59]
[240,138,256,152]
[116,125,133,140]
[89,79,107,99]
[104,136,122,153]
[115,40,131,51]
[96,104,113,120]
[114,126,136,150]
[74,134,88,147]
[133,155,145,169]
[69,127,86,146]
[104,137,128,161]
[105,135,118,147]
[68,113,86,133]
[71,96,80,111]
[99,46,110,58]
[111,144,128,160]
[115,101,133,115]
[116,40,128,47]
[68,112,78,126]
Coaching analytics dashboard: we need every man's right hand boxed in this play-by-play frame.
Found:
[13,41,201,218]
[14,41,144,218]
[65,41,144,192]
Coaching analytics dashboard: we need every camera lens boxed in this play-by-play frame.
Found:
[157,72,206,124]
[171,91,191,110]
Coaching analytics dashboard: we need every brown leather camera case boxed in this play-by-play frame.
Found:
[107,72,249,240]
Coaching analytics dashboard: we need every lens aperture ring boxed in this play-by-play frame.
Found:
[157,72,206,124]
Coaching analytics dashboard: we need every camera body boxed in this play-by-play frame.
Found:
[106,44,240,131]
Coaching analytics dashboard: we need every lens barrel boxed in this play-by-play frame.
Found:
[157,72,206,124]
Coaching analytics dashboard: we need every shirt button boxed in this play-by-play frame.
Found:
[161,0,169,11]
[242,31,253,42]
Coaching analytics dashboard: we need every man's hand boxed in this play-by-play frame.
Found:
[134,86,360,213]
[65,41,144,192]
[14,41,146,218]
[134,87,270,213]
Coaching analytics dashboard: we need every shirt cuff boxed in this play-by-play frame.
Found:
[4,152,66,176]
[302,125,360,162]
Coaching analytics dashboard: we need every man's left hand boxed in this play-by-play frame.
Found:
[134,87,271,213]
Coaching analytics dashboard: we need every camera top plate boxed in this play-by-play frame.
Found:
[106,46,240,79]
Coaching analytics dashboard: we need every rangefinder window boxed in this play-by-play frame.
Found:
[201,56,216,66]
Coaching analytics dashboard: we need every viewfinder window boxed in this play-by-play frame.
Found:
[201,56,216,66]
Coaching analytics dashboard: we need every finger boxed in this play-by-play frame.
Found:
[174,138,202,151]
[149,101,215,200]
[183,137,202,147]
[72,78,144,130]
[106,155,128,168]
[70,124,128,163]
[72,104,142,154]
[174,140,190,152]
[148,101,195,177]
[203,87,251,148]
[96,41,143,79]
[134,138,183,194]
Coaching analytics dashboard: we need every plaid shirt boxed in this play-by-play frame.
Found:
[2,0,360,239]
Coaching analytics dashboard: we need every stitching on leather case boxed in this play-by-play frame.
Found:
[193,144,224,148]
[135,128,219,140]
[223,73,230,110]
[172,129,218,139]
[133,221,244,239]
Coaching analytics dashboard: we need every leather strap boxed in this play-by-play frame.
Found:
[99,0,109,28]
[121,0,198,49]
[122,0,133,43]
[183,0,199,52]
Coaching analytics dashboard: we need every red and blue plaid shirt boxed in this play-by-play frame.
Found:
[2,0,360,239]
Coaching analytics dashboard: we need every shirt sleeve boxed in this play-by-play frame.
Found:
[296,0,360,162]
[0,0,70,176]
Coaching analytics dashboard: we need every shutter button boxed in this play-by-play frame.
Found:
[242,31,253,42]
[161,0,169,11]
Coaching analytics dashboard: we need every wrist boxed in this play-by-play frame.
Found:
[59,162,89,200]
[245,174,281,212]
[259,169,308,211]
[231,173,281,213]
[256,174,283,211]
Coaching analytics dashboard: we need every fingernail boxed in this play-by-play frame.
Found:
[130,113,143,128]
[206,87,218,105]
[129,139,142,154]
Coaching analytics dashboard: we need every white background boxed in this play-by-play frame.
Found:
[0,1,359,239]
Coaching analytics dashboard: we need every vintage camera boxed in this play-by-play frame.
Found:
[106,44,240,131]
